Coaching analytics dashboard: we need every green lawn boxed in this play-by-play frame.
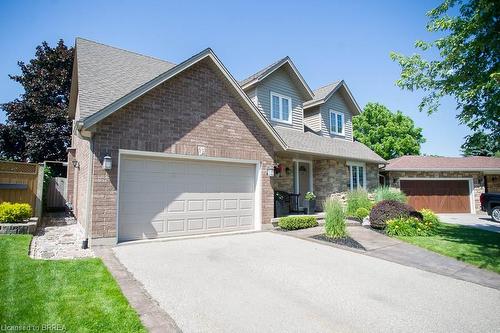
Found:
[0,235,146,333]
[397,223,500,274]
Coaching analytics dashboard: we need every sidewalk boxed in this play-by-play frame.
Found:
[279,225,500,290]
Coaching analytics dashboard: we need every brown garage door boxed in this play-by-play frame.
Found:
[400,179,471,213]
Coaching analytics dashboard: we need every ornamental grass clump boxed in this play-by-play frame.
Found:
[373,186,407,203]
[324,198,347,238]
[346,189,372,216]
[0,202,32,223]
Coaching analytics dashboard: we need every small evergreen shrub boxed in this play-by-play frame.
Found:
[369,200,414,229]
[354,207,370,219]
[346,189,372,216]
[278,216,318,230]
[324,198,347,238]
[0,202,32,223]
[374,186,407,203]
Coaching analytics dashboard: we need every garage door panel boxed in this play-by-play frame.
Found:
[118,157,256,241]
[400,179,470,213]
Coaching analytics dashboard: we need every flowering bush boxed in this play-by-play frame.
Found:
[386,209,441,237]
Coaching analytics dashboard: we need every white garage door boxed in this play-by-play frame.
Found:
[118,156,256,242]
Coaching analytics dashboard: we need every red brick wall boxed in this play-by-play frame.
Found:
[89,59,276,239]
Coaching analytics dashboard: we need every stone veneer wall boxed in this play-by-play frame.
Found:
[486,175,500,193]
[386,171,486,213]
[314,161,379,208]
[270,157,379,210]
[271,157,294,193]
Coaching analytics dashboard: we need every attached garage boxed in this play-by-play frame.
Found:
[400,179,472,213]
[118,153,258,242]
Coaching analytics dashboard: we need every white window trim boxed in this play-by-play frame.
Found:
[347,161,366,190]
[270,91,292,124]
[329,109,345,136]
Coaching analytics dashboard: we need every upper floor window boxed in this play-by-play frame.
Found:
[347,162,366,190]
[329,110,345,136]
[270,92,292,124]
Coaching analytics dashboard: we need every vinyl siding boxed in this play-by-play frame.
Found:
[246,87,258,107]
[319,92,354,141]
[255,67,304,131]
[304,107,321,132]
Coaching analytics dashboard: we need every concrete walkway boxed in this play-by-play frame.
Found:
[438,213,500,233]
[281,225,500,290]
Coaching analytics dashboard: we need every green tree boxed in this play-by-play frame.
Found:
[0,40,73,162]
[390,0,499,155]
[461,131,500,156]
[353,103,426,160]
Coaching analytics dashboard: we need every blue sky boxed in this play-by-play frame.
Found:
[0,0,470,156]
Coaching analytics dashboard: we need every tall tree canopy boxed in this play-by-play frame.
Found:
[0,40,73,162]
[353,103,426,160]
[461,131,500,156]
[390,0,499,156]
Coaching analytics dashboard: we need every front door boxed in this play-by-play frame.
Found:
[294,161,312,208]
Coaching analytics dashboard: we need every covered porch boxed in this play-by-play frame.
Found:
[271,152,380,218]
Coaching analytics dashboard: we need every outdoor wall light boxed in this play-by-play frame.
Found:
[72,160,80,169]
[103,155,112,170]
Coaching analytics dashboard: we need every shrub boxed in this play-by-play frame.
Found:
[386,213,439,237]
[354,207,370,219]
[346,189,372,216]
[0,202,32,223]
[369,200,414,229]
[278,216,318,230]
[373,186,407,203]
[324,198,347,238]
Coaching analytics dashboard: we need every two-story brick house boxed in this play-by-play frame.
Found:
[67,38,385,246]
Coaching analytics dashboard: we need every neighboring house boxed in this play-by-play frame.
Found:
[381,156,500,214]
[67,38,385,246]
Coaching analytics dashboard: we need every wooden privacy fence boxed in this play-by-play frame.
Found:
[46,177,67,211]
[0,161,43,217]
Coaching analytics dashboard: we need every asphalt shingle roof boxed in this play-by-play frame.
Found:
[238,57,288,87]
[76,38,176,120]
[385,156,500,171]
[276,127,386,164]
[310,81,342,102]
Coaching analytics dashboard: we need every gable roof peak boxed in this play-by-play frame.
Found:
[239,56,314,100]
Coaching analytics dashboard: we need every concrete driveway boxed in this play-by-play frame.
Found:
[438,213,500,233]
[114,232,500,333]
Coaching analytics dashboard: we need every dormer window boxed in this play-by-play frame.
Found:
[270,92,292,124]
[329,110,345,136]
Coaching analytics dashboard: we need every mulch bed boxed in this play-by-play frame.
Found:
[311,234,366,250]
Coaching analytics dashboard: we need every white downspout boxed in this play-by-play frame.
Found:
[75,121,93,248]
